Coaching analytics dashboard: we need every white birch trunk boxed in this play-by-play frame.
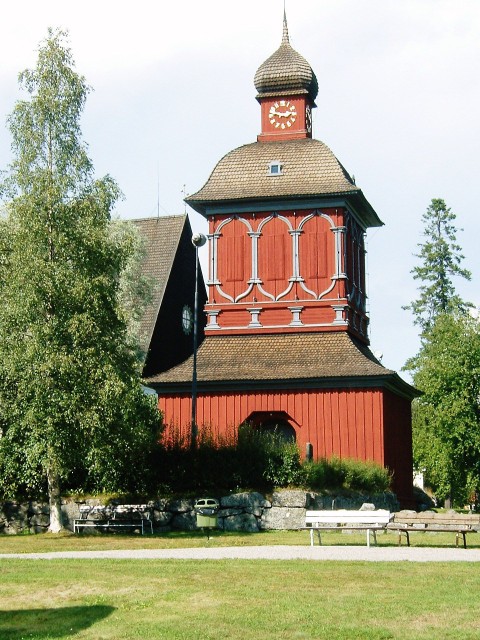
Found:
[47,469,63,533]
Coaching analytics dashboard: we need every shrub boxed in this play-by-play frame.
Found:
[152,425,391,496]
[303,457,391,494]
[152,423,303,494]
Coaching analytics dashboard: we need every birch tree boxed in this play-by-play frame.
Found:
[0,30,161,532]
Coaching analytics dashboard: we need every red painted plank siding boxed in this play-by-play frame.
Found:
[160,387,385,462]
[158,385,412,500]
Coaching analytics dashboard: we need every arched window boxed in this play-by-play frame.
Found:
[244,411,297,443]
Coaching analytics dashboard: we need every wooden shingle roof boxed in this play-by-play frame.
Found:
[186,139,382,228]
[146,332,418,398]
[132,215,187,354]
[254,13,318,100]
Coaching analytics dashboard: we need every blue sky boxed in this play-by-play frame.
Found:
[1,0,479,378]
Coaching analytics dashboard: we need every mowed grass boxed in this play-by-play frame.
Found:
[1,528,480,554]
[1,558,480,639]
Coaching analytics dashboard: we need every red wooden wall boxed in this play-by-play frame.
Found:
[159,386,412,501]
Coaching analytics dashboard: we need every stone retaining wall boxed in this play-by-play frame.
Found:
[0,490,399,534]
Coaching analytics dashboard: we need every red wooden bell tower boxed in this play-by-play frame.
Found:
[199,15,371,344]
[148,13,417,506]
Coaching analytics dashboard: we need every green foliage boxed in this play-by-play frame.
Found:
[404,198,472,332]
[153,425,389,495]
[0,30,162,507]
[303,457,391,493]
[407,313,480,504]
[153,424,303,494]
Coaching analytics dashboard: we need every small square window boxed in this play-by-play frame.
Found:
[268,161,283,176]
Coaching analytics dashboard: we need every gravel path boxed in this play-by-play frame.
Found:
[2,545,480,562]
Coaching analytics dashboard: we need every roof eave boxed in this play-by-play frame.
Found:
[148,373,419,400]
[186,190,383,228]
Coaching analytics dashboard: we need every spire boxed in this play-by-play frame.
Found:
[253,9,318,102]
[282,7,289,45]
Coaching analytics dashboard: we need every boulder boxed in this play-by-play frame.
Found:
[261,506,306,530]
[222,512,259,532]
[271,490,307,508]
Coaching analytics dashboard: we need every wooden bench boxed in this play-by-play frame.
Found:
[73,504,153,535]
[388,512,480,548]
[304,509,393,547]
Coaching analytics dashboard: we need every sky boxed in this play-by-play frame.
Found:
[1,0,479,379]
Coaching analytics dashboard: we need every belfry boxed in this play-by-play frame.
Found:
[147,14,417,505]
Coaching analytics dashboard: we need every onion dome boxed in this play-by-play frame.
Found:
[254,12,318,101]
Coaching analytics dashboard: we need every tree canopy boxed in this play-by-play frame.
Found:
[404,198,477,506]
[407,312,480,504]
[404,198,471,332]
[0,29,162,531]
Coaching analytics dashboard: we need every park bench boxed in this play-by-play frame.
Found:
[73,504,153,535]
[388,511,480,548]
[304,509,393,547]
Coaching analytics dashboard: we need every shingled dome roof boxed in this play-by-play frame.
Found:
[185,138,383,228]
[254,13,318,101]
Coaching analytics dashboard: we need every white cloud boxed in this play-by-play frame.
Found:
[1,0,479,374]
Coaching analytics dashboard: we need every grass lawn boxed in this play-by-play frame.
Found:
[1,528,479,554]
[1,558,480,639]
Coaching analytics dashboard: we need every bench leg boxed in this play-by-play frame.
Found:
[397,530,410,546]
[456,531,467,549]
[366,529,377,548]
[309,529,321,546]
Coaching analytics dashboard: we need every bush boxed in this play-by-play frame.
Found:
[152,423,303,494]
[152,425,391,496]
[303,457,391,494]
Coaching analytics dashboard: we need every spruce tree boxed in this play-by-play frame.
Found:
[405,198,471,332]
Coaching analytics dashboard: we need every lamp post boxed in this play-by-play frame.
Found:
[191,232,207,449]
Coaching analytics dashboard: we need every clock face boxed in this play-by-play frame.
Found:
[269,100,297,130]
[182,305,193,335]
[305,105,312,133]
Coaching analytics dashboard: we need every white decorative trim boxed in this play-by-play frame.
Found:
[206,310,221,329]
[333,226,347,279]
[257,212,293,233]
[276,280,294,301]
[332,304,349,325]
[296,210,340,300]
[297,210,335,231]
[288,306,304,327]
[235,282,254,303]
[316,279,337,301]
[215,284,234,303]
[212,216,254,303]
[248,231,261,284]
[256,282,276,301]
[247,308,262,328]
[290,229,301,280]
[256,213,293,301]
[298,280,317,298]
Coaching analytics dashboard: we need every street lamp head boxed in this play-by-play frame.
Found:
[192,232,207,248]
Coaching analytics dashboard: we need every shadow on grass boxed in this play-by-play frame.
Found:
[0,605,115,639]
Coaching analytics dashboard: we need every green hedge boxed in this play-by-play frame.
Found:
[152,425,391,495]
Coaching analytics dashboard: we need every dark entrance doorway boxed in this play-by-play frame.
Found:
[244,411,297,443]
